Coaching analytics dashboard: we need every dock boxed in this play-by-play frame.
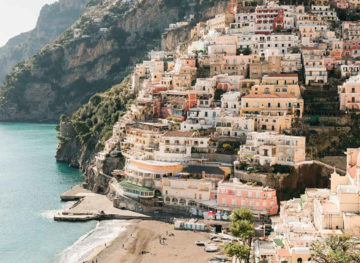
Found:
[55,185,151,222]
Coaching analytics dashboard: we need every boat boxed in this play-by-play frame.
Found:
[195,241,206,246]
[204,245,219,252]
[214,255,229,261]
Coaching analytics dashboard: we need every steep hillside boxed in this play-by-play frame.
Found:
[0,0,88,83]
[55,0,230,169]
[0,0,228,123]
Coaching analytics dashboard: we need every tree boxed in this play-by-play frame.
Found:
[231,208,254,223]
[225,242,250,262]
[311,235,360,263]
[230,219,255,246]
[243,47,252,55]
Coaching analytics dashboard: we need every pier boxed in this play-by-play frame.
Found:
[55,185,151,222]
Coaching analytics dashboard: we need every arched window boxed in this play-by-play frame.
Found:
[165,197,171,204]
[179,199,186,206]
[188,200,197,206]
[297,258,302,263]
[172,198,178,205]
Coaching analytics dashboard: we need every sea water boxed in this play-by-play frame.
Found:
[0,123,103,263]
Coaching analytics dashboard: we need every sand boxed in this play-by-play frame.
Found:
[84,220,225,263]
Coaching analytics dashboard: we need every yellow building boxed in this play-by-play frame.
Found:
[162,178,215,206]
[241,94,303,116]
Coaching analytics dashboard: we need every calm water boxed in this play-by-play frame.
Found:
[0,123,97,263]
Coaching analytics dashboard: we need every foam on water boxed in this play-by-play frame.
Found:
[54,220,129,263]
[40,201,76,220]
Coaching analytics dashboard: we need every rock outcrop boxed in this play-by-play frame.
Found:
[0,0,88,83]
[0,0,229,123]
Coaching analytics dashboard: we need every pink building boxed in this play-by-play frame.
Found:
[343,40,360,58]
[217,179,278,216]
[338,74,360,110]
[333,0,350,9]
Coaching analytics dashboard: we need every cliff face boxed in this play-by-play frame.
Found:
[0,0,228,123]
[0,0,88,84]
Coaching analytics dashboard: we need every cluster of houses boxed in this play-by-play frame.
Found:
[254,148,360,263]
[91,1,360,259]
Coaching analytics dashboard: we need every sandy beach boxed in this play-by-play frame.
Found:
[84,220,224,263]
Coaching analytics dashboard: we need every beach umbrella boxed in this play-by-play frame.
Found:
[208,211,216,216]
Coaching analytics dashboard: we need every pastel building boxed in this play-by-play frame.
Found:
[338,74,360,111]
[303,54,328,85]
[120,159,183,199]
[221,91,241,114]
[162,178,215,207]
[237,132,306,166]
[155,131,211,163]
[215,116,255,137]
[241,93,304,118]
[255,2,284,34]
[217,179,278,215]
[207,13,234,30]
[313,148,360,235]
[340,64,360,78]
[180,107,221,131]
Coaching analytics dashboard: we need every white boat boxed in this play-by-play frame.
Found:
[204,245,219,252]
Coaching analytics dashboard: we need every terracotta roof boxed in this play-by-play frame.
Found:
[277,249,290,258]
[243,94,297,98]
[163,131,195,137]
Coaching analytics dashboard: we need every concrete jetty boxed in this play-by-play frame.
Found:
[55,185,151,222]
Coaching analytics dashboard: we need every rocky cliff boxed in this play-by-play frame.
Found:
[0,0,88,84]
[0,0,228,123]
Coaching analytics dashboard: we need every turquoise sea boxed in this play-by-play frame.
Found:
[0,123,97,263]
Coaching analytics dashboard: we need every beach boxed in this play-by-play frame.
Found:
[56,186,225,263]
[84,220,221,263]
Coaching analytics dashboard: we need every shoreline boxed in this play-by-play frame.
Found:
[84,220,222,263]
[56,186,227,263]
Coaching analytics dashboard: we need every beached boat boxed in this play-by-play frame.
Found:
[204,245,219,252]
[195,241,206,246]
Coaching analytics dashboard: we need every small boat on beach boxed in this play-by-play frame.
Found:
[195,241,206,246]
[204,245,219,252]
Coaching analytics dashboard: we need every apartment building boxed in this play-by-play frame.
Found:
[241,93,304,118]
[255,3,284,34]
[155,131,211,163]
[120,159,183,199]
[342,21,360,40]
[249,56,282,79]
[217,179,278,215]
[221,91,241,114]
[215,116,255,137]
[160,90,197,120]
[303,54,328,85]
[341,64,360,78]
[280,53,302,73]
[121,122,169,159]
[311,5,338,21]
[207,13,234,30]
[162,178,215,207]
[237,132,306,166]
[338,74,360,110]
[180,107,221,131]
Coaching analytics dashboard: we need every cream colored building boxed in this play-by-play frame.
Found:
[162,178,214,206]
[313,148,360,235]
[238,132,306,166]
[155,131,210,163]
[215,116,255,137]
